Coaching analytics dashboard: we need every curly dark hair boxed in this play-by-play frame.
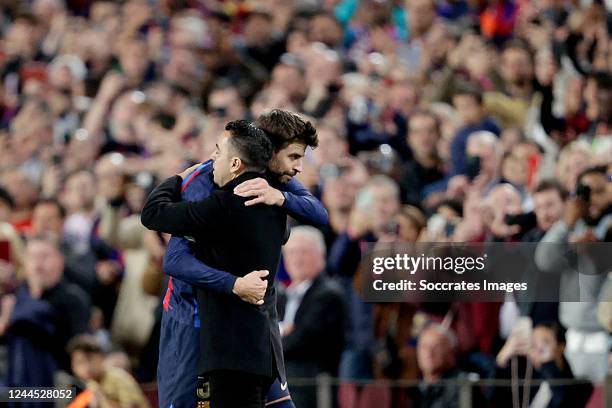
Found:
[225,120,273,172]
[256,109,318,151]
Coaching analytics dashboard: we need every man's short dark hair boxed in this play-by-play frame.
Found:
[534,179,568,200]
[453,81,484,105]
[408,108,441,137]
[577,165,607,184]
[67,334,105,355]
[225,120,273,172]
[255,109,318,151]
[35,197,66,219]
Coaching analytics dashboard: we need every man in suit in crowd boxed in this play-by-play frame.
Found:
[280,225,346,407]
[141,120,288,408]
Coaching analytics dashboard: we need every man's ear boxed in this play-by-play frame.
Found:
[230,156,243,173]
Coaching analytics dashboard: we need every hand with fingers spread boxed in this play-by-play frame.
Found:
[233,178,285,207]
[232,270,269,305]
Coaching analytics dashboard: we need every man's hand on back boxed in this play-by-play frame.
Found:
[177,163,203,180]
[233,178,285,207]
[232,270,269,305]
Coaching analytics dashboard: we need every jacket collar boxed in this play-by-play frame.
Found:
[219,171,267,191]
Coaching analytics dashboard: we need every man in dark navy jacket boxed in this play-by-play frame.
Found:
[142,120,288,407]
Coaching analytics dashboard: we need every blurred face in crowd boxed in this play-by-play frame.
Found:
[270,64,305,100]
[118,40,149,84]
[369,183,400,232]
[408,113,439,162]
[502,154,528,187]
[32,202,64,236]
[417,326,456,382]
[4,18,39,59]
[25,239,64,290]
[71,350,105,382]
[62,171,97,213]
[109,93,139,144]
[452,94,483,126]
[286,30,309,54]
[579,172,610,220]
[557,148,590,193]
[244,13,273,47]
[95,154,126,201]
[208,87,245,121]
[312,125,347,165]
[283,231,325,283]
[309,14,343,48]
[389,82,419,116]
[533,188,565,231]
[212,132,241,187]
[397,213,422,243]
[322,164,369,212]
[1,170,38,210]
[530,326,563,369]
[406,0,436,37]
[501,47,533,87]
[268,143,307,184]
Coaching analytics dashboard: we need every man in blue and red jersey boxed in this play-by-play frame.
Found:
[154,110,327,408]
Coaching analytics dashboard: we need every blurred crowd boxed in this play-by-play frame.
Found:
[0,0,611,407]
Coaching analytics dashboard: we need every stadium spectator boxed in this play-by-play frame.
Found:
[409,323,466,408]
[536,165,612,383]
[280,226,346,408]
[2,235,90,392]
[493,321,593,408]
[67,334,150,408]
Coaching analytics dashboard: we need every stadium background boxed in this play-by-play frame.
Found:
[0,0,611,407]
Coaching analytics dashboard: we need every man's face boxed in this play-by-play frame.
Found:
[408,114,439,159]
[406,0,436,37]
[32,203,64,236]
[63,172,97,212]
[453,94,483,126]
[312,127,347,165]
[212,132,239,187]
[119,41,148,82]
[501,48,533,87]
[531,326,563,367]
[268,143,307,184]
[309,15,342,48]
[533,189,565,232]
[208,88,244,121]
[417,327,454,378]
[25,240,64,290]
[370,185,400,231]
[580,173,609,219]
[71,350,105,382]
[283,233,325,282]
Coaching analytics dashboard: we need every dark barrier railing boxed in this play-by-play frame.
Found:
[285,375,606,408]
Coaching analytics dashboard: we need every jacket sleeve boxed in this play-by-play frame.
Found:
[534,220,576,274]
[281,178,328,226]
[539,361,593,408]
[141,175,225,236]
[163,236,236,294]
